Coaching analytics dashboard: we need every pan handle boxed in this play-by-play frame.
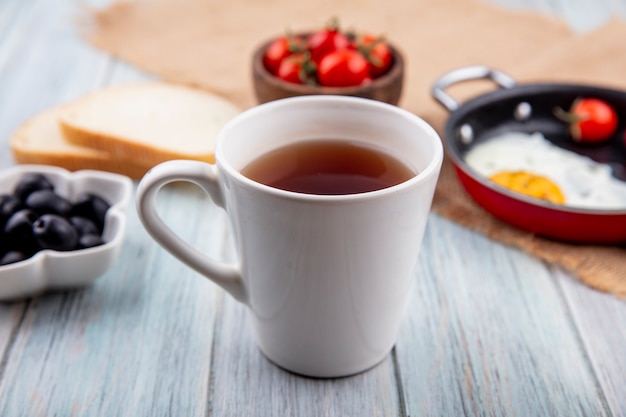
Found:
[432,66,516,112]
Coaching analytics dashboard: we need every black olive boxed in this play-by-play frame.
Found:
[0,173,114,268]
[71,192,110,233]
[13,173,54,201]
[33,214,78,251]
[0,194,23,228]
[69,216,100,237]
[4,209,40,255]
[25,189,72,217]
[77,234,104,249]
[0,251,28,266]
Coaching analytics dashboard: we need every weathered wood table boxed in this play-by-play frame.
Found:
[0,0,625,415]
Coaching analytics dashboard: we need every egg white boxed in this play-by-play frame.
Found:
[464,132,626,210]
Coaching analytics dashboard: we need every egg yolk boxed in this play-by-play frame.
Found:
[489,171,566,204]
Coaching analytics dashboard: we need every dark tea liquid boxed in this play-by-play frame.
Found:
[241,140,415,195]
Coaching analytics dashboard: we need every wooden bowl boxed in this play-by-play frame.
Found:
[252,35,405,105]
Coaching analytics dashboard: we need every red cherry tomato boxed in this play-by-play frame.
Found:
[276,54,305,84]
[555,98,618,143]
[276,53,317,85]
[307,29,353,64]
[317,50,370,87]
[359,34,393,78]
[263,36,304,75]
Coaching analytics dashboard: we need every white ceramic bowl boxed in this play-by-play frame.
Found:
[0,165,133,301]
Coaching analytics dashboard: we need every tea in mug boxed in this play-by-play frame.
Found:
[241,140,415,195]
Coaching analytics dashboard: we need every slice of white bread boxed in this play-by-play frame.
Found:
[10,105,153,179]
[58,82,241,166]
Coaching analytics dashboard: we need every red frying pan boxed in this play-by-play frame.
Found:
[432,66,626,244]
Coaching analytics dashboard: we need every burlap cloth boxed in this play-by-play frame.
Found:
[80,0,626,296]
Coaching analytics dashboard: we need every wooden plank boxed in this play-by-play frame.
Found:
[0,0,31,70]
[0,185,226,416]
[549,0,626,32]
[0,0,111,168]
[0,0,32,362]
[395,215,610,416]
[556,270,626,416]
[0,0,223,414]
[486,0,626,32]
[0,0,112,358]
[0,304,27,367]
[0,0,624,416]
[209,291,402,417]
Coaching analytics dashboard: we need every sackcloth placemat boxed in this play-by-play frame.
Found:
[78,0,626,296]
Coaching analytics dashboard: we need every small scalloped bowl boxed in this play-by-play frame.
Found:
[0,165,133,301]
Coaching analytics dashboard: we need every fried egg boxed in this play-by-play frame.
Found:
[488,170,566,204]
[464,132,626,210]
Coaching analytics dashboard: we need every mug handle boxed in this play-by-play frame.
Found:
[136,160,247,303]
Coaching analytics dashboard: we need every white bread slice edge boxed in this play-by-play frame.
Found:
[10,104,152,179]
[58,82,242,166]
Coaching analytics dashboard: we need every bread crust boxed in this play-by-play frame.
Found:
[57,81,237,166]
[59,121,215,165]
[9,82,237,178]
[10,104,154,179]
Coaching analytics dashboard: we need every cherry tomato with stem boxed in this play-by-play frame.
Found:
[307,24,353,64]
[554,97,618,143]
[263,36,305,75]
[277,53,315,85]
[358,34,393,78]
[317,49,370,87]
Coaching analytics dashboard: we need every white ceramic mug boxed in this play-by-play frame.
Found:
[136,96,443,378]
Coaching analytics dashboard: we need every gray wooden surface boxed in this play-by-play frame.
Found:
[0,0,625,416]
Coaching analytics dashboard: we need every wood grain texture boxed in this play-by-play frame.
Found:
[0,0,626,416]
[395,215,610,417]
[557,270,626,416]
[487,0,626,32]
[0,304,27,371]
[210,292,401,417]
[0,186,225,416]
[0,0,110,168]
